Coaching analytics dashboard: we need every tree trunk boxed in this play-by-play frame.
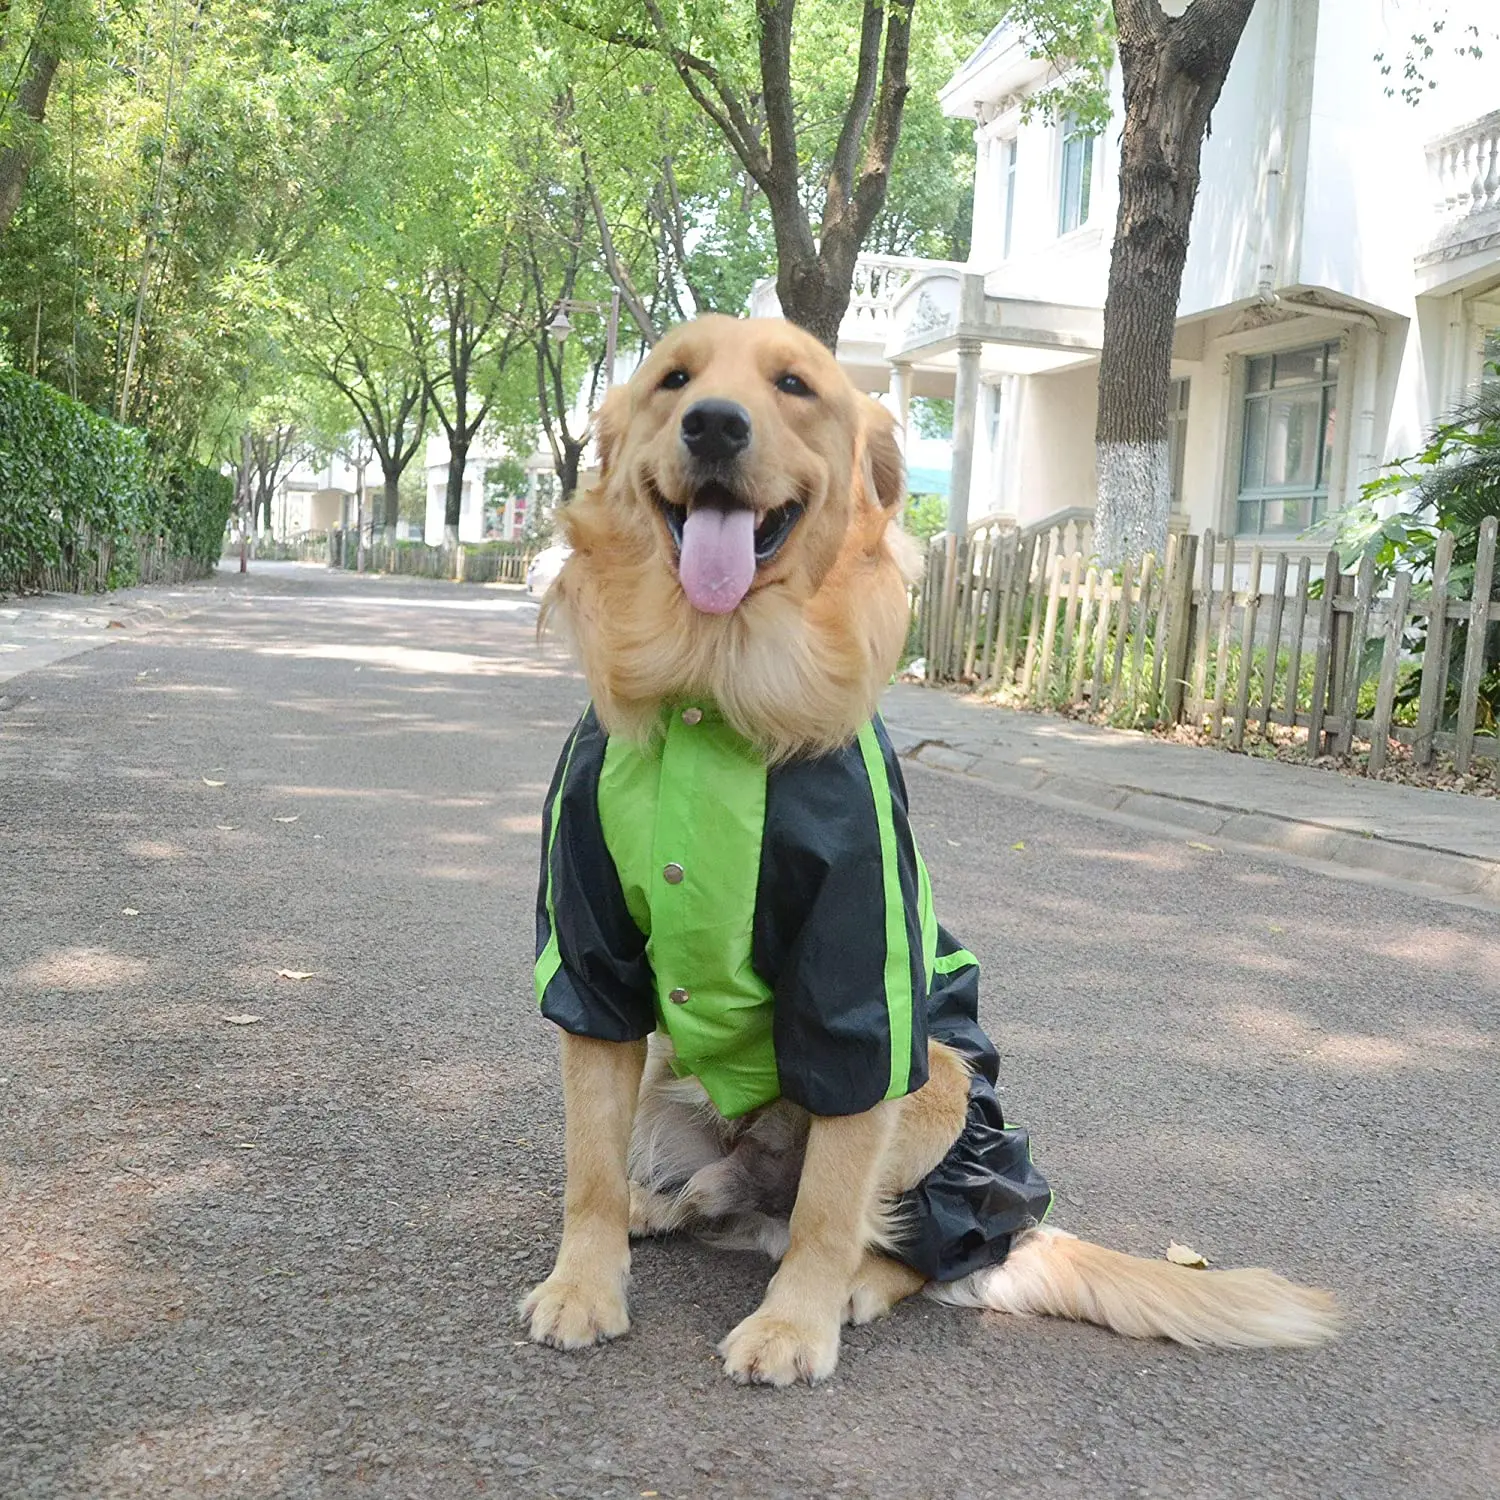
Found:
[382,469,401,539]
[1093,0,1257,566]
[558,439,583,504]
[444,440,468,548]
[775,261,851,353]
[0,48,59,235]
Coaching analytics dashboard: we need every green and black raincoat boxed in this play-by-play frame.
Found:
[534,703,1052,1282]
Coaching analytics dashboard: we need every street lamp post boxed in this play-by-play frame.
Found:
[546,288,622,390]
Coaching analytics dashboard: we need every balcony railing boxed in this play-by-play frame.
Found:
[748,253,965,344]
[1427,109,1500,229]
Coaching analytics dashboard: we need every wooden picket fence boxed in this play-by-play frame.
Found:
[917,511,1500,772]
[328,531,534,584]
[4,526,209,594]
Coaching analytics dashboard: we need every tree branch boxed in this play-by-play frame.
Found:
[1112,0,1166,47]
[825,1,884,210]
[637,0,773,185]
[579,145,658,345]
[849,0,914,243]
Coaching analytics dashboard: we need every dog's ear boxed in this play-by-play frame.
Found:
[591,385,630,483]
[859,397,905,513]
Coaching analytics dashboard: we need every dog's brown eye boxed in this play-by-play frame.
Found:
[660,369,690,391]
[775,373,814,398]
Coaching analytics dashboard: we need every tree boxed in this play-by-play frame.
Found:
[404,259,525,546]
[1091,0,1256,566]
[0,0,72,235]
[245,422,297,535]
[1012,0,1255,565]
[293,285,428,542]
[556,0,922,349]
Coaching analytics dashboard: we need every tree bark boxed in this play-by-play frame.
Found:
[1093,0,1258,566]
[444,437,468,543]
[0,46,59,235]
[558,439,582,504]
[382,469,401,537]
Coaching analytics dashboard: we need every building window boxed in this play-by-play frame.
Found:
[1236,341,1339,536]
[1168,377,1190,512]
[1058,117,1094,235]
[1002,138,1018,258]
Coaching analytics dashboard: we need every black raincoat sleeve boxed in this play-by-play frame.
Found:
[534,708,655,1041]
[753,722,930,1118]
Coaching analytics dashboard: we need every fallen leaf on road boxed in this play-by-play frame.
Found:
[107,619,125,629]
[122,907,139,917]
[201,777,226,787]
[276,969,314,981]
[272,815,299,823]
[1166,1241,1209,1268]
[1010,841,1026,851]
[221,1013,262,1026]
[1269,923,1284,934]
[1186,842,1220,854]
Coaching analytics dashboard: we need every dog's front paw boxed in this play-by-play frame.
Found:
[520,1271,630,1350]
[717,1308,840,1387]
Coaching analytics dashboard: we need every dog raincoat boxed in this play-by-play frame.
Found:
[534,703,1053,1282]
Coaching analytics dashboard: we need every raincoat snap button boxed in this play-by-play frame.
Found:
[681,707,703,726]
[668,987,691,1005]
[662,862,685,884]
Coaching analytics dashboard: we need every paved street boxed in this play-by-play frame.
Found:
[3,564,1497,1500]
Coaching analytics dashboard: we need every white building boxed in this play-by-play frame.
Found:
[760,0,1500,550]
[268,452,359,539]
[421,430,560,546]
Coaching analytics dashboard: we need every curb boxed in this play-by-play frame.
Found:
[888,727,1500,910]
[0,584,223,690]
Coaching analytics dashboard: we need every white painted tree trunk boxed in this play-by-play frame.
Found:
[1095,440,1170,566]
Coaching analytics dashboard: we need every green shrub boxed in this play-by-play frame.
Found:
[154,457,235,572]
[0,369,230,592]
[902,493,948,544]
[0,369,150,589]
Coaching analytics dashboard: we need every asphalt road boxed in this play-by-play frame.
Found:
[2,564,1497,1500]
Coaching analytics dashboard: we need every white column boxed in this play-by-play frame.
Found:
[946,339,983,534]
[889,363,912,454]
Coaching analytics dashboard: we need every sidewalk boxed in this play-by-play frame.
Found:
[881,682,1500,909]
[0,574,231,688]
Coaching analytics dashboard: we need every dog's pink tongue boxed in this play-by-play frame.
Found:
[679,506,756,614]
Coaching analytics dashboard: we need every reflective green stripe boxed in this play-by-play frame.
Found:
[932,947,978,975]
[533,719,585,1003]
[916,850,938,988]
[857,723,913,1100]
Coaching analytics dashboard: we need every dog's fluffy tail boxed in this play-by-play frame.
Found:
[926,1226,1339,1350]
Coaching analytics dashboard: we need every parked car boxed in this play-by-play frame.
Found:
[526,543,572,599]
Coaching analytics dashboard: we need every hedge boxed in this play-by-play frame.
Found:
[0,369,233,594]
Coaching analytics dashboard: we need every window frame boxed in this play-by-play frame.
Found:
[1058,116,1095,237]
[1002,137,1018,258]
[1233,340,1341,538]
[1167,377,1190,515]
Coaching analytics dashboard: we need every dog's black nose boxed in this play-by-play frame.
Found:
[681,399,751,463]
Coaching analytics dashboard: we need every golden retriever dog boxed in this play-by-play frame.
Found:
[522,314,1338,1386]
